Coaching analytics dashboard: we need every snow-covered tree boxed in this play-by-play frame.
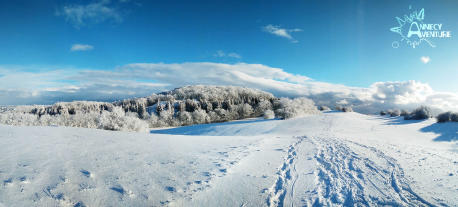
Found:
[274,97,320,119]
[0,86,323,131]
[263,110,275,119]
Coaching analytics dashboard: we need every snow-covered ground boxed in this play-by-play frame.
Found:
[0,112,456,206]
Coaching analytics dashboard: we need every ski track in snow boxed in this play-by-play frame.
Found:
[264,135,439,207]
[310,136,437,206]
[267,136,303,207]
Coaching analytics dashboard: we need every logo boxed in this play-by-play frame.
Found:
[390,6,452,48]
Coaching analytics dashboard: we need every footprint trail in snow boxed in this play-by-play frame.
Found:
[265,135,437,207]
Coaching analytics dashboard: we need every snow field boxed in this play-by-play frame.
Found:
[0,112,456,206]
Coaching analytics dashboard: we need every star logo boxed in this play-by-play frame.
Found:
[390,7,435,48]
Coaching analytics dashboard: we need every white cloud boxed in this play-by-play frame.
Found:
[71,44,94,51]
[57,0,123,28]
[371,81,434,105]
[0,63,457,114]
[263,24,302,42]
[359,80,458,113]
[227,53,241,59]
[421,56,431,64]
[214,50,242,59]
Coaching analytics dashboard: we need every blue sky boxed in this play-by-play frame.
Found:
[0,0,457,109]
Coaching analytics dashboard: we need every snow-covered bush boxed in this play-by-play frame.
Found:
[192,109,210,124]
[274,97,319,119]
[212,108,230,122]
[318,106,330,111]
[178,111,193,126]
[0,105,149,132]
[0,112,38,126]
[382,109,400,117]
[27,101,115,116]
[400,109,409,117]
[263,110,275,119]
[436,112,458,123]
[342,107,353,112]
[389,109,401,117]
[404,106,432,120]
[452,113,458,122]
[158,109,175,126]
[255,100,273,116]
[335,105,352,112]
[97,108,148,132]
[239,103,254,118]
[437,112,452,123]
[335,105,343,111]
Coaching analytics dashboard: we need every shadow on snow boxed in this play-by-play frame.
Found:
[150,118,276,135]
[381,116,428,125]
[420,122,458,142]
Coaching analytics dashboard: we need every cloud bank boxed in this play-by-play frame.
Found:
[0,63,456,114]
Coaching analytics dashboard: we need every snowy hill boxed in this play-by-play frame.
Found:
[0,85,319,131]
[0,112,456,206]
